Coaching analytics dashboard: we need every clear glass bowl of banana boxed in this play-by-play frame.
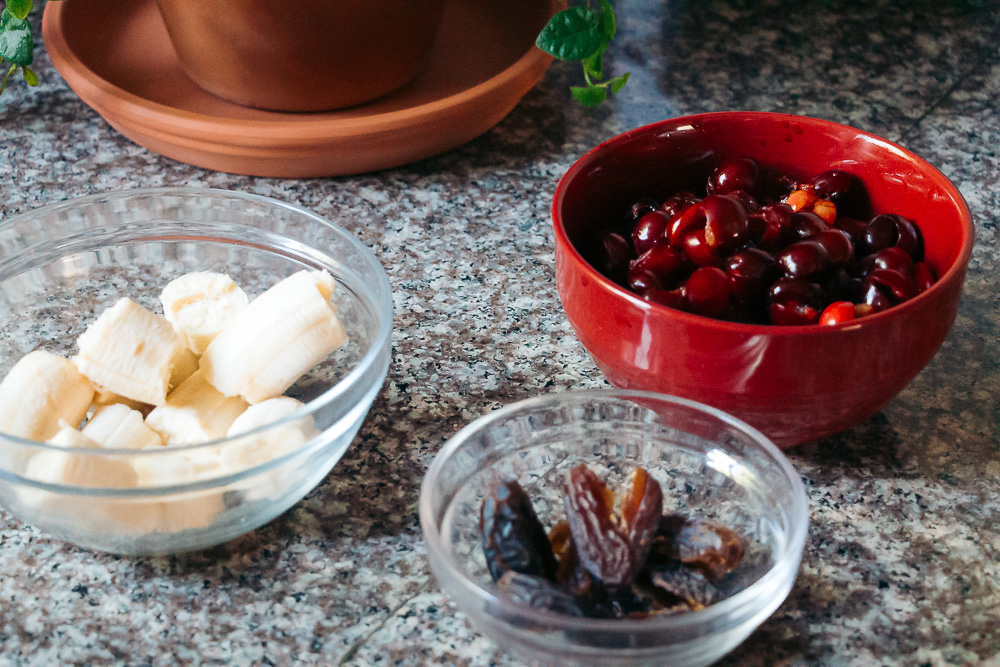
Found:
[0,189,392,555]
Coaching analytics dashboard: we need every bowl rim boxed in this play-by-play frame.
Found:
[552,111,976,335]
[419,388,810,635]
[0,187,393,468]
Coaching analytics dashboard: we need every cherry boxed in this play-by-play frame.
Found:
[789,211,828,239]
[862,268,916,311]
[643,287,685,309]
[627,197,660,224]
[862,214,924,260]
[726,248,777,301]
[894,216,924,261]
[660,191,699,219]
[669,195,748,251]
[594,233,632,283]
[813,229,854,267]
[861,246,914,278]
[627,267,663,293]
[777,239,831,280]
[747,203,792,250]
[631,240,687,283]
[768,278,823,325]
[681,228,722,268]
[632,211,672,255]
[819,301,857,325]
[834,216,868,242]
[726,189,761,214]
[807,169,868,219]
[684,267,730,317]
[707,158,763,197]
[914,262,935,293]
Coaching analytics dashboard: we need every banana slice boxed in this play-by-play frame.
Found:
[145,370,248,446]
[90,389,153,418]
[24,426,138,488]
[169,347,199,390]
[160,272,250,355]
[82,404,163,449]
[201,270,347,404]
[0,350,95,441]
[74,298,189,406]
[223,397,318,470]
[132,445,225,532]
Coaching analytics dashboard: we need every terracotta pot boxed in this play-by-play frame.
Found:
[155,0,447,112]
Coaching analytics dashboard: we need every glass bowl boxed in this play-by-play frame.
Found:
[420,390,808,667]
[0,188,392,555]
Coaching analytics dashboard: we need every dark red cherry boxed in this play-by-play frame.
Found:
[914,262,935,293]
[660,191,699,219]
[748,203,792,250]
[861,247,915,278]
[632,211,672,255]
[631,240,687,283]
[643,287,685,309]
[862,268,916,311]
[707,158,763,197]
[681,228,722,268]
[594,233,632,283]
[627,267,663,293]
[789,211,828,239]
[776,240,831,280]
[684,267,731,317]
[834,216,868,242]
[726,190,761,214]
[813,229,854,267]
[627,197,660,224]
[863,214,900,254]
[702,195,749,251]
[726,248,777,301]
[768,278,823,325]
[807,169,868,219]
[894,216,924,261]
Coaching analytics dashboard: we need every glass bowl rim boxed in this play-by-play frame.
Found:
[419,388,810,634]
[0,187,393,459]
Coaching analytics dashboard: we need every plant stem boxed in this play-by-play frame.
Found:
[0,64,17,97]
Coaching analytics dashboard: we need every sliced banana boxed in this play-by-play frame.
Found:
[24,426,138,488]
[0,350,95,441]
[145,370,248,446]
[82,404,163,449]
[169,347,199,390]
[90,389,153,418]
[160,272,249,355]
[132,445,226,532]
[201,270,347,404]
[223,397,318,470]
[74,298,189,406]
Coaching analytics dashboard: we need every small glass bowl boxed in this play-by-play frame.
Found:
[420,390,808,667]
[0,188,392,555]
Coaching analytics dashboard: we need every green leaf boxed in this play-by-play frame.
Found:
[582,42,607,80]
[536,7,605,62]
[6,0,33,21]
[22,64,37,86]
[571,85,607,107]
[609,72,630,94]
[0,8,34,66]
[597,0,616,42]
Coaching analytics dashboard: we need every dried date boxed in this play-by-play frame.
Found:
[480,480,558,582]
[652,514,745,581]
[617,467,663,570]
[648,562,721,610]
[497,571,585,617]
[562,465,636,588]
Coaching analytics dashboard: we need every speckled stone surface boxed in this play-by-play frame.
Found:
[1,1,999,665]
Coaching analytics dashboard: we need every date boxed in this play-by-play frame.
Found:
[562,465,636,588]
[652,514,745,581]
[480,480,559,582]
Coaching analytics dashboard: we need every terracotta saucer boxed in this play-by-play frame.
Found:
[43,0,556,178]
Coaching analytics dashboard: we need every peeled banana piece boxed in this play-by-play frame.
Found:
[0,350,95,441]
[74,298,189,406]
[24,426,138,488]
[160,272,249,355]
[223,397,317,470]
[145,370,249,446]
[201,270,347,404]
[82,404,163,449]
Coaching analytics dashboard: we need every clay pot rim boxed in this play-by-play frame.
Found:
[42,0,556,143]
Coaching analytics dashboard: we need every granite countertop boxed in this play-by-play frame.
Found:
[1,0,998,665]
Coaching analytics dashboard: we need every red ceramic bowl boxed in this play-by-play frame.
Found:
[553,112,974,447]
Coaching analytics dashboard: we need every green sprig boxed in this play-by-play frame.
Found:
[0,0,38,99]
[535,0,630,107]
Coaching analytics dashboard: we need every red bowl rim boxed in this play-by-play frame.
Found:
[552,111,975,336]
